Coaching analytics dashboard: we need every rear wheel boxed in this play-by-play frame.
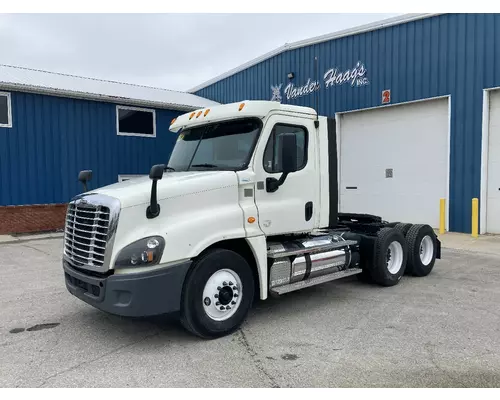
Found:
[405,224,438,277]
[394,222,413,237]
[393,223,413,274]
[180,248,255,339]
[371,228,408,287]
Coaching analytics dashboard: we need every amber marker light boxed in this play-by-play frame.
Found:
[247,217,256,223]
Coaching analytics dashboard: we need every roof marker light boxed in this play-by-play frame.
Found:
[196,111,202,118]
[189,112,196,120]
[239,103,245,111]
[171,118,177,125]
[204,109,210,117]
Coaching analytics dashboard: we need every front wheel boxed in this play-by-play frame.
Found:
[180,248,255,339]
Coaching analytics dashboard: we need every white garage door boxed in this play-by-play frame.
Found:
[486,90,500,234]
[338,98,449,228]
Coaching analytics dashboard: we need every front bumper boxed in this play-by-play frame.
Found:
[63,260,191,317]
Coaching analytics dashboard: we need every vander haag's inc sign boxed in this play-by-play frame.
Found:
[271,61,369,102]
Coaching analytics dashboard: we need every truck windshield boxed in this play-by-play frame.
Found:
[167,118,262,171]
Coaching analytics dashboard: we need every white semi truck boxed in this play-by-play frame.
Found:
[62,100,441,339]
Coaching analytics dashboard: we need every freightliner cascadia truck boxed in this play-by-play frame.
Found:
[62,100,441,339]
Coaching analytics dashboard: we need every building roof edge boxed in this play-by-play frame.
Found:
[188,13,441,93]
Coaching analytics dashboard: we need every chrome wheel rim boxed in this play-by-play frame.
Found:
[420,235,434,266]
[386,241,404,274]
[202,269,242,321]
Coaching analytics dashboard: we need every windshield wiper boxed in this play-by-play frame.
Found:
[190,163,219,168]
[164,166,176,171]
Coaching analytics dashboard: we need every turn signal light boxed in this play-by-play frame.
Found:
[247,217,256,224]
[170,118,177,125]
[204,109,210,117]
[239,103,245,111]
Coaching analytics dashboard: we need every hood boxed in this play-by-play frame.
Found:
[88,171,239,208]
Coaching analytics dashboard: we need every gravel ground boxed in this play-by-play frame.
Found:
[1,238,499,388]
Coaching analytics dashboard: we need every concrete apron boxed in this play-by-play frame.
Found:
[435,230,500,257]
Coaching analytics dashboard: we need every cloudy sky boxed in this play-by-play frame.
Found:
[0,13,401,91]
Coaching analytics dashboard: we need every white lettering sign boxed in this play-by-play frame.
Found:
[284,78,321,100]
[324,61,368,88]
[270,60,369,102]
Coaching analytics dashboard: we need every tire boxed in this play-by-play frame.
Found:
[371,228,408,287]
[405,224,438,277]
[180,248,255,339]
[394,222,413,237]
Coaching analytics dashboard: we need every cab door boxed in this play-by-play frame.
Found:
[252,114,319,236]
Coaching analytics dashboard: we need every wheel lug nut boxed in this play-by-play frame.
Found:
[229,281,233,286]
[233,286,237,290]
[220,306,225,311]
[216,302,220,306]
[234,293,238,298]
[226,306,231,310]
[217,286,221,291]
[231,301,236,305]
[214,294,218,298]
[223,281,228,286]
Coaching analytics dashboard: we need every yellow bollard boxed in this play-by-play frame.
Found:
[472,198,479,238]
[439,198,446,235]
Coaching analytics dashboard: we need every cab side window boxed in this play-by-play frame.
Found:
[263,124,308,173]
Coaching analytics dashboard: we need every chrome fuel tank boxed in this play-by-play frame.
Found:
[268,234,354,289]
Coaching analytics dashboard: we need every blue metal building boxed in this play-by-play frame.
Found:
[190,13,500,235]
[0,64,217,233]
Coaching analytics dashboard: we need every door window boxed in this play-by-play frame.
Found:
[263,124,308,173]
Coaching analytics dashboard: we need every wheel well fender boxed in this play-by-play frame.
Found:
[201,236,268,300]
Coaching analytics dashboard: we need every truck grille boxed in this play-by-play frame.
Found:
[64,202,110,268]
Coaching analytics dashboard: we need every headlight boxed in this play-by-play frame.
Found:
[115,236,165,268]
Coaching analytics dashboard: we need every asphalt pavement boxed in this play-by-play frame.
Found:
[1,238,499,388]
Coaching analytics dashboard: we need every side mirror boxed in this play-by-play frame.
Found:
[78,170,92,192]
[146,164,164,219]
[266,133,298,193]
[149,164,164,180]
[280,133,298,174]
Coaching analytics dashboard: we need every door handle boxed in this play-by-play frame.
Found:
[305,202,313,221]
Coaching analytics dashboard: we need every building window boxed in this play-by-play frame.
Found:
[0,92,12,128]
[116,105,156,137]
[263,124,308,173]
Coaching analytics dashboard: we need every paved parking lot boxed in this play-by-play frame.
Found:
[1,237,500,388]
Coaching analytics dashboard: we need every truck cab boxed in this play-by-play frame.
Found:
[62,100,441,339]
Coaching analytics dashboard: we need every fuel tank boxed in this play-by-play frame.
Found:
[268,234,358,289]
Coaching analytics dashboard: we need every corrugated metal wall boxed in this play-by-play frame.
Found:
[195,13,500,233]
[0,91,182,206]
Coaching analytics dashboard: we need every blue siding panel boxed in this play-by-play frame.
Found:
[194,13,500,233]
[0,91,182,207]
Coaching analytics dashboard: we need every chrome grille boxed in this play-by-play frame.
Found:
[63,194,120,272]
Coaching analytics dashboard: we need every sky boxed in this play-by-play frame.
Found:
[0,13,401,92]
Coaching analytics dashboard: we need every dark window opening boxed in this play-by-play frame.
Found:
[263,124,308,173]
[0,94,11,127]
[117,106,155,136]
